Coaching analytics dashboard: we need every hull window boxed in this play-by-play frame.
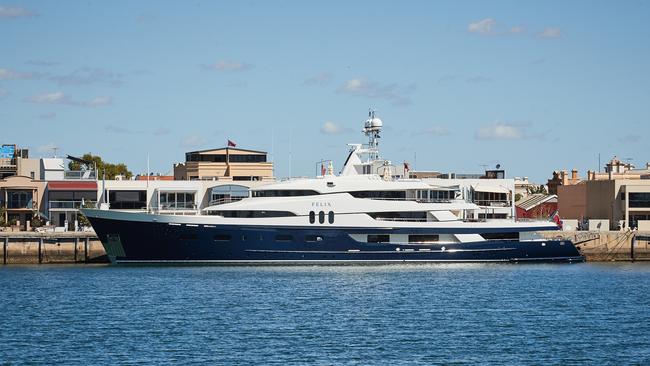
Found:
[328,211,334,224]
[368,234,390,243]
[214,234,231,241]
[318,211,325,224]
[309,211,315,224]
[408,234,439,243]
[180,233,198,241]
[305,235,324,242]
[275,234,293,242]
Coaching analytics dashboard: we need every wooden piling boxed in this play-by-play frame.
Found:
[3,237,7,265]
[38,238,43,264]
[631,236,636,262]
[84,237,89,263]
[74,237,79,263]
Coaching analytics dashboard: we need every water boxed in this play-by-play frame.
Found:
[1,263,649,365]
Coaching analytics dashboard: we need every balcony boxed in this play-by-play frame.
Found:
[64,170,97,180]
[49,200,97,210]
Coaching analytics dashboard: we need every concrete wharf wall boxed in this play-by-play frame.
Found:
[0,232,108,264]
[541,231,650,261]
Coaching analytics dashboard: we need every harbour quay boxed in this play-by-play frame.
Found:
[0,232,107,264]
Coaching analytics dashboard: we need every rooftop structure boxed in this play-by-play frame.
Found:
[174,146,274,181]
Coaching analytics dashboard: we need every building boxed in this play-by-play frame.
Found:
[0,144,39,180]
[0,175,47,230]
[547,169,581,195]
[174,147,274,181]
[515,194,558,219]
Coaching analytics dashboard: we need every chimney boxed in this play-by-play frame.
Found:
[571,169,578,181]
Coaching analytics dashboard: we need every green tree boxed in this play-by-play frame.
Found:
[0,206,6,227]
[527,185,548,195]
[77,200,97,228]
[68,153,132,179]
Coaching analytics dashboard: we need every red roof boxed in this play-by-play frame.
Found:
[48,181,98,191]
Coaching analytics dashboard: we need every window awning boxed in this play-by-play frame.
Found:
[471,184,510,194]
[48,181,98,191]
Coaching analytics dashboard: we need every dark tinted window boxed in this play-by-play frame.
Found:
[318,211,325,224]
[328,211,334,224]
[211,210,296,218]
[350,191,406,200]
[408,234,439,243]
[368,234,390,243]
[368,212,427,220]
[180,233,198,240]
[213,234,231,241]
[309,211,315,224]
[275,234,293,242]
[252,190,320,197]
[109,190,146,209]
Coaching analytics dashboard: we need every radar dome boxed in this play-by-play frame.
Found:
[370,117,383,128]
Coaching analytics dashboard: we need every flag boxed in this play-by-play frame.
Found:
[404,162,410,172]
[227,139,237,147]
[321,163,326,176]
[550,210,563,229]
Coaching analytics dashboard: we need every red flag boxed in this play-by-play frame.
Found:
[227,139,237,147]
[321,163,326,176]
[550,210,563,229]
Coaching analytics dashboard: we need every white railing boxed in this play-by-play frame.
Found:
[49,200,97,209]
[64,170,97,180]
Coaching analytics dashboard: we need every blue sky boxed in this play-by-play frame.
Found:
[1,1,649,182]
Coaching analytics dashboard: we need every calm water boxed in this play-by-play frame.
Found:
[1,263,649,365]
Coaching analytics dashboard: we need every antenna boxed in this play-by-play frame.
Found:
[362,108,383,162]
[51,146,60,158]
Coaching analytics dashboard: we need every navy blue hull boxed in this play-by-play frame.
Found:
[87,217,584,264]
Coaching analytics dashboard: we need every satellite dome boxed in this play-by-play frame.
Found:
[370,117,383,128]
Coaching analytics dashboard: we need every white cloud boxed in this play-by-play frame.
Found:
[180,135,207,148]
[476,123,523,140]
[0,6,35,19]
[320,122,345,135]
[0,68,32,80]
[83,96,112,107]
[468,18,496,34]
[26,91,68,104]
[24,91,112,107]
[203,60,253,71]
[50,68,124,86]
[338,78,415,106]
[539,27,561,38]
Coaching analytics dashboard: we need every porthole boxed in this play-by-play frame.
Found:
[318,211,325,224]
[309,211,315,224]
[328,211,334,224]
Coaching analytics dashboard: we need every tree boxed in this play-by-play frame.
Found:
[527,185,548,195]
[77,200,97,228]
[68,153,132,180]
[0,206,6,227]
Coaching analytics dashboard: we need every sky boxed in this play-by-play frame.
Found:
[1,0,649,182]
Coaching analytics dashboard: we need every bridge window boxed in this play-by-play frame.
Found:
[251,190,320,197]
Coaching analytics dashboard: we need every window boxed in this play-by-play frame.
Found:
[109,190,147,210]
[209,210,296,218]
[180,233,198,240]
[350,191,406,200]
[159,192,196,210]
[409,234,439,243]
[7,191,33,209]
[629,193,650,208]
[309,211,315,224]
[305,235,324,242]
[478,213,508,219]
[328,211,334,224]
[368,212,427,221]
[213,234,231,241]
[275,234,293,242]
[318,211,325,224]
[251,190,320,197]
[367,234,390,243]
